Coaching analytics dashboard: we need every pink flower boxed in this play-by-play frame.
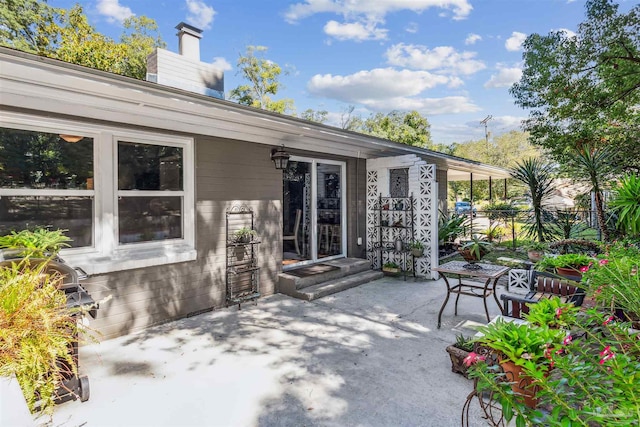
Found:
[563,335,573,345]
[579,265,590,273]
[599,259,609,266]
[599,346,615,365]
[603,316,615,326]
[555,307,564,318]
[463,352,486,367]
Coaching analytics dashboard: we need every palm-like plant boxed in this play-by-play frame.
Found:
[511,158,555,242]
[569,144,613,242]
[609,174,640,237]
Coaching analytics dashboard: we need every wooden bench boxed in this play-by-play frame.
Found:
[500,270,585,319]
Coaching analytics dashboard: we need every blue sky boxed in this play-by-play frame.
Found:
[47,0,632,144]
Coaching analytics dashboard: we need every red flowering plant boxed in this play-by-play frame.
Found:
[582,242,640,324]
[467,310,640,426]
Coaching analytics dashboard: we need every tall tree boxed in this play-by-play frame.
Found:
[0,0,62,55]
[511,0,640,171]
[0,1,164,80]
[359,110,432,148]
[300,109,328,124]
[229,45,294,114]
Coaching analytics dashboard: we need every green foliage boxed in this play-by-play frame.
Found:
[0,228,71,258]
[511,158,556,242]
[584,242,640,317]
[0,258,79,414]
[299,109,328,123]
[524,296,579,329]
[454,334,474,352]
[474,318,564,368]
[361,110,432,148]
[525,240,548,251]
[229,45,295,114]
[382,261,399,269]
[438,211,469,243]
[511,0,640,172]
[537,253,593,271]
[485,202,517,225]
[548,209,590,241]
[459,234,492,260]
[482,224,504,243]
[0,2,164,79]
[232,227,257,243]
[469,310,640,426]
[409,240,424,250]
[0,0,62,55]
[609,174,640,237]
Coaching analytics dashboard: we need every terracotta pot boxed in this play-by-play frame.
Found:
[499,359,542,408]
[445,345,471,378]
[458,248,486,263]
[556,267,583,281]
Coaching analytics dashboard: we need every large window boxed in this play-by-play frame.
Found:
[0,127,94,247]
[117,141,184,244]
[0,115,195,274]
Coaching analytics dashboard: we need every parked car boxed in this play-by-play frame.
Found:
[454,201,477,217]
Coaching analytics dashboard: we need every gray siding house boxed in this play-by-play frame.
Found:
[0,36,510,339]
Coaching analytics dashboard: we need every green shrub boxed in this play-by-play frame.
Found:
[0,259,80,415]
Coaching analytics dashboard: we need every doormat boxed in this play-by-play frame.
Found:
[286,264,339,278]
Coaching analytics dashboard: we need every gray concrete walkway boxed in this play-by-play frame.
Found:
[47,276,505,427]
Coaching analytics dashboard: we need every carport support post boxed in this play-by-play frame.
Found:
[503,179,507,201]
[489,176,493,202]
[469,172,473,233]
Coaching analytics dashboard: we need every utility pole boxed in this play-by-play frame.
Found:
[480,115,492,146]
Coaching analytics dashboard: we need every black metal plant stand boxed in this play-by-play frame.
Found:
[225,205,260,309]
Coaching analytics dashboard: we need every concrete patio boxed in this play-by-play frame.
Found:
[46,276,507,427]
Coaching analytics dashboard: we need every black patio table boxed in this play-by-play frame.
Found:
[433,261,510,328]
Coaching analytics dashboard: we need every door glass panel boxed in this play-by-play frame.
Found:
[282,161,312,264]
[317,163,342,258]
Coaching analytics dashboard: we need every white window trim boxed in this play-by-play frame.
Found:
[0,112,196,275]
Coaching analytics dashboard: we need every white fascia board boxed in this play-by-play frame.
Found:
[0,48,512,179]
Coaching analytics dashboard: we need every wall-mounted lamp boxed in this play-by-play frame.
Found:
[270,145,290,170]
[59,134,84,143]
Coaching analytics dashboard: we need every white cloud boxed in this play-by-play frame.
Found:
[185,0,216,30]
[484,66,523,88]
[210,57,231,71]
[405,22,419,34]
[553,28,577,38]
[505,31,527,51]
[323,20,388,41]
[364,96,480,115]
[96,0,134,23]
[285,0,473,23]
[465,33,482,45]
[307,68,479,115]
[432,115,525,143]
[385,43,486,75]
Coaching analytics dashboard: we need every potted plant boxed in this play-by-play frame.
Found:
[382,261,401,275]
[0,228,71,260]
[458,235,491,263]
[523,296,579,329]
[409,240,424,257]
[233,227,257,244]
[474,318,564,407]
[525,241,548,262]
[445,334,475,378]
[537,253,593,279]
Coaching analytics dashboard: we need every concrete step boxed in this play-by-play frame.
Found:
[283,270,383,301]
[279,257,371,292]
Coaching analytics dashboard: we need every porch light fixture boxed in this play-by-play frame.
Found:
[60,134,84,143]
[271,145,290,170]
